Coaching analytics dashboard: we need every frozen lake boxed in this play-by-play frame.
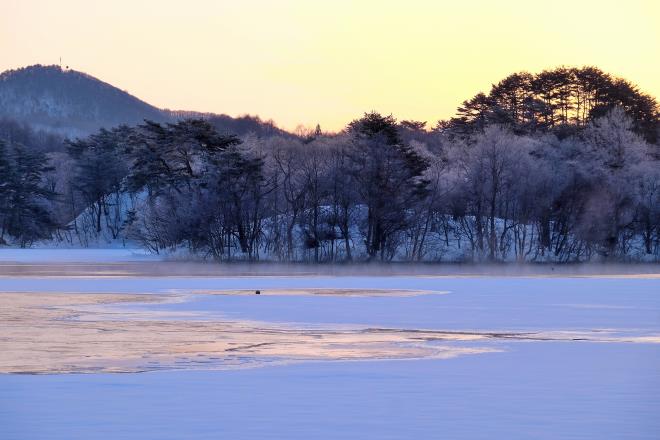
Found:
[1,251,659,439]
[122,277,660,332]
[3,343,659,440]
[3,274,659,332]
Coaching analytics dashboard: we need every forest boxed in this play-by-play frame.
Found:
[0,66,659,262]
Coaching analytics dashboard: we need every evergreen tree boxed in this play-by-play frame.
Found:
[125,119,240,195]
[446,67,659,143]
[0,140,12,242]
[68,128,129,233]
[346,112,429,260]
[3,143,57,246]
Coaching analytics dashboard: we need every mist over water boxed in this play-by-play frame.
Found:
[1,249,659,278]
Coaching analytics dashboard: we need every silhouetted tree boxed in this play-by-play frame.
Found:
[2,143,57,246]
[444,67,659,143]
[346,112,429,260]
[67,127,129,233]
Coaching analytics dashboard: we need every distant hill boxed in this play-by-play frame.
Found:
[0,65,165,137]
[0,65,291,141]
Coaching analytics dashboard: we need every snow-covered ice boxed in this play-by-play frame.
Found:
[0,251,658,439]
[2,343,659,440]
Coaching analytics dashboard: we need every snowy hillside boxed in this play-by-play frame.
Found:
[0,65,294,139]
[0,65,166,137]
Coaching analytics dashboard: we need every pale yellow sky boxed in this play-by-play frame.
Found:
[1,0,658,131]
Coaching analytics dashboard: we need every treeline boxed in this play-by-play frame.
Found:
[444,66,658,144]
[0,117,66,153]
[0,67,658,262]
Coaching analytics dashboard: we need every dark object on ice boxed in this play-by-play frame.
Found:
[255,290,261,295]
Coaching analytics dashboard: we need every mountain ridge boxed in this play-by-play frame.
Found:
[0,65,289,140]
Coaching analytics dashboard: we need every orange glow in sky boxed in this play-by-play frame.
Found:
[1,0,658,131]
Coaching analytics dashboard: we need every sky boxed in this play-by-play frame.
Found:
[1,0,659,132]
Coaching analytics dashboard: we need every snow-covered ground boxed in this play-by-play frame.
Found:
[1,252,658,439]
[0,248,156,263]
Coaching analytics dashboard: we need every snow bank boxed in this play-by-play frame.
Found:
[0,248,157,263]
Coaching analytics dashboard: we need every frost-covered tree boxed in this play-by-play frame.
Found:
[575,108,650,257]
[631,162,660,255]
[124,119,268,260]
[67,127,129,234]
[346,112,429,260]
[448,126,535,260]
[202,141,267,259]
[4,65,654,261]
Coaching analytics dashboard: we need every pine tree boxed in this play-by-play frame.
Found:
[346,112,429,260]
[0,140,12,242]
[4,143,57,246]
[68,128,129,233]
